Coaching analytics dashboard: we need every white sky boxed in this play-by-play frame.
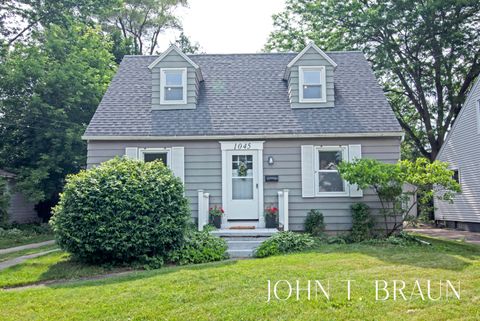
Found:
[158,0,286,53]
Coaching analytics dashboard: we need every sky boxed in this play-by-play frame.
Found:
[158,0,286,53]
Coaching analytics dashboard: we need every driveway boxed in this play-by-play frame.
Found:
[406,227,480,245]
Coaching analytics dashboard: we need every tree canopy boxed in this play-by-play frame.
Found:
[266,0,480,160]
[101,0,188,55]
[0,22,116,214]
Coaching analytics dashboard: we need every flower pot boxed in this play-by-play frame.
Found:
[265,215,278,228]
[210,215,222,229]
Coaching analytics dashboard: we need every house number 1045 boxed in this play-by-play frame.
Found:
[234,143,252,150]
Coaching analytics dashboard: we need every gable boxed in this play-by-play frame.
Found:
[437,77,480,163]
[286,46,336,108]
[150,48,201,110]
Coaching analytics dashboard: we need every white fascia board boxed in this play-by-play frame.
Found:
[148,44,200,70]
[82,131,405,141]
[284,42,338,79]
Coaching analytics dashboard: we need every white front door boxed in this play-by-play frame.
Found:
[226,150,259,221]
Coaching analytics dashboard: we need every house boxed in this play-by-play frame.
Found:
[83,42,403,232]
[0,169,38,224]
[434,77,480,232]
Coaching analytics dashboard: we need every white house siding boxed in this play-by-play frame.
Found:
[87,136,401,232]
[435,78,480,229]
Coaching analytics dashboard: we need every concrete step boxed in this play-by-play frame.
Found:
[211,229,277,258]
[226,239,265,251]
[223,236,270,241]
[227,249,255,258]
[211,228,278,238]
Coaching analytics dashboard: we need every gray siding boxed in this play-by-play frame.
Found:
[6,180,38,224]
[87,136,400,231]
[288,47,335,108]
[435,78,480,223]
[151,50,199,110]
[88,140,222,220]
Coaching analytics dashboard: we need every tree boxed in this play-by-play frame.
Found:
[174,31,201,54]
[266,0,480,161]
[338,158,460,236]
[0,0,119,46]
[0,22,116,218]
[101,0,187,55]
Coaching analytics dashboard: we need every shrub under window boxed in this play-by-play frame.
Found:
[50,157,190,266]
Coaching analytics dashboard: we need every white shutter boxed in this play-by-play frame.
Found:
[171,146,185,182]
[348,144,363,197]
[301,145,315,198]
[125,147,138,160]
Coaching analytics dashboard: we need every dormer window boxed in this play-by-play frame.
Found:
[160,68,187,104]
[299,66,327,103]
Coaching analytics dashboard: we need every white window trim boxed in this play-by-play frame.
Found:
[299,66,327,103]
[450,167,461,191]
[314,145,349,197]
[138,148,172,167]
[160,68,187,105]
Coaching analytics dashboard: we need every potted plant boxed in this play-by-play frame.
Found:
[209,206,224,228]
[264,205,278,228]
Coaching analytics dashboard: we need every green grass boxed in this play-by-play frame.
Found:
[0,252,125,288]
[0,244,58,262]
[0,236,479,320]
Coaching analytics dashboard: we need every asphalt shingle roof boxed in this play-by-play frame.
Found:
[84,52,402,137]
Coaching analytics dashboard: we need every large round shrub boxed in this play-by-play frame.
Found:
[51,157,190,265]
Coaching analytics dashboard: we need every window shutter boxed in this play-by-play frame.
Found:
[125,147,138,160]
[171,147,185,183]
[348,144,363,197]
[301,145,315,198]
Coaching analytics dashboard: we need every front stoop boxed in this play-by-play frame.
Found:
[211,229,278,258]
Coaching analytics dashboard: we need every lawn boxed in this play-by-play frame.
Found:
[0,236,479,320]
[0,244,58,263]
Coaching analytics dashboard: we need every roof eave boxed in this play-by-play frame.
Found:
[284,42,338,79]
[148,44,200,70]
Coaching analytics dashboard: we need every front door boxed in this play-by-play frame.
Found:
[226,150,259,220]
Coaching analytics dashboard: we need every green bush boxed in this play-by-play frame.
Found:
[168,229,228,265]
[50,157,190,266]
[304,209,325,236]
[254,231,315,258]
[350,203,375,242]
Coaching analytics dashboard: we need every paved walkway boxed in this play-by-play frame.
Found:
[406,227,480,245]
[0,249,60,271]
[0,240,55,255]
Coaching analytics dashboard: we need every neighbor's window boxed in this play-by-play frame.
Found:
[452,169,460,184]
[315,146,348,196]
[140,148,170,167]
[299,66,326,103]
[160,68,186,104]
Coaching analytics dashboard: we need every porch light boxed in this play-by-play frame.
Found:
[267,156,274,165]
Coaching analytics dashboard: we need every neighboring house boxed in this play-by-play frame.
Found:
[435,77,480,232]
[83,42,403,232]
[0,169,38,224]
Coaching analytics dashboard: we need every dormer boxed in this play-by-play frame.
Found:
[148,45,203,110]
[284,42,337,109]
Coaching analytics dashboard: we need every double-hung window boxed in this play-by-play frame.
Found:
[139,148,171,167]
[314,146,348,196]
[299,66,327,103]
[160,68,187,104]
